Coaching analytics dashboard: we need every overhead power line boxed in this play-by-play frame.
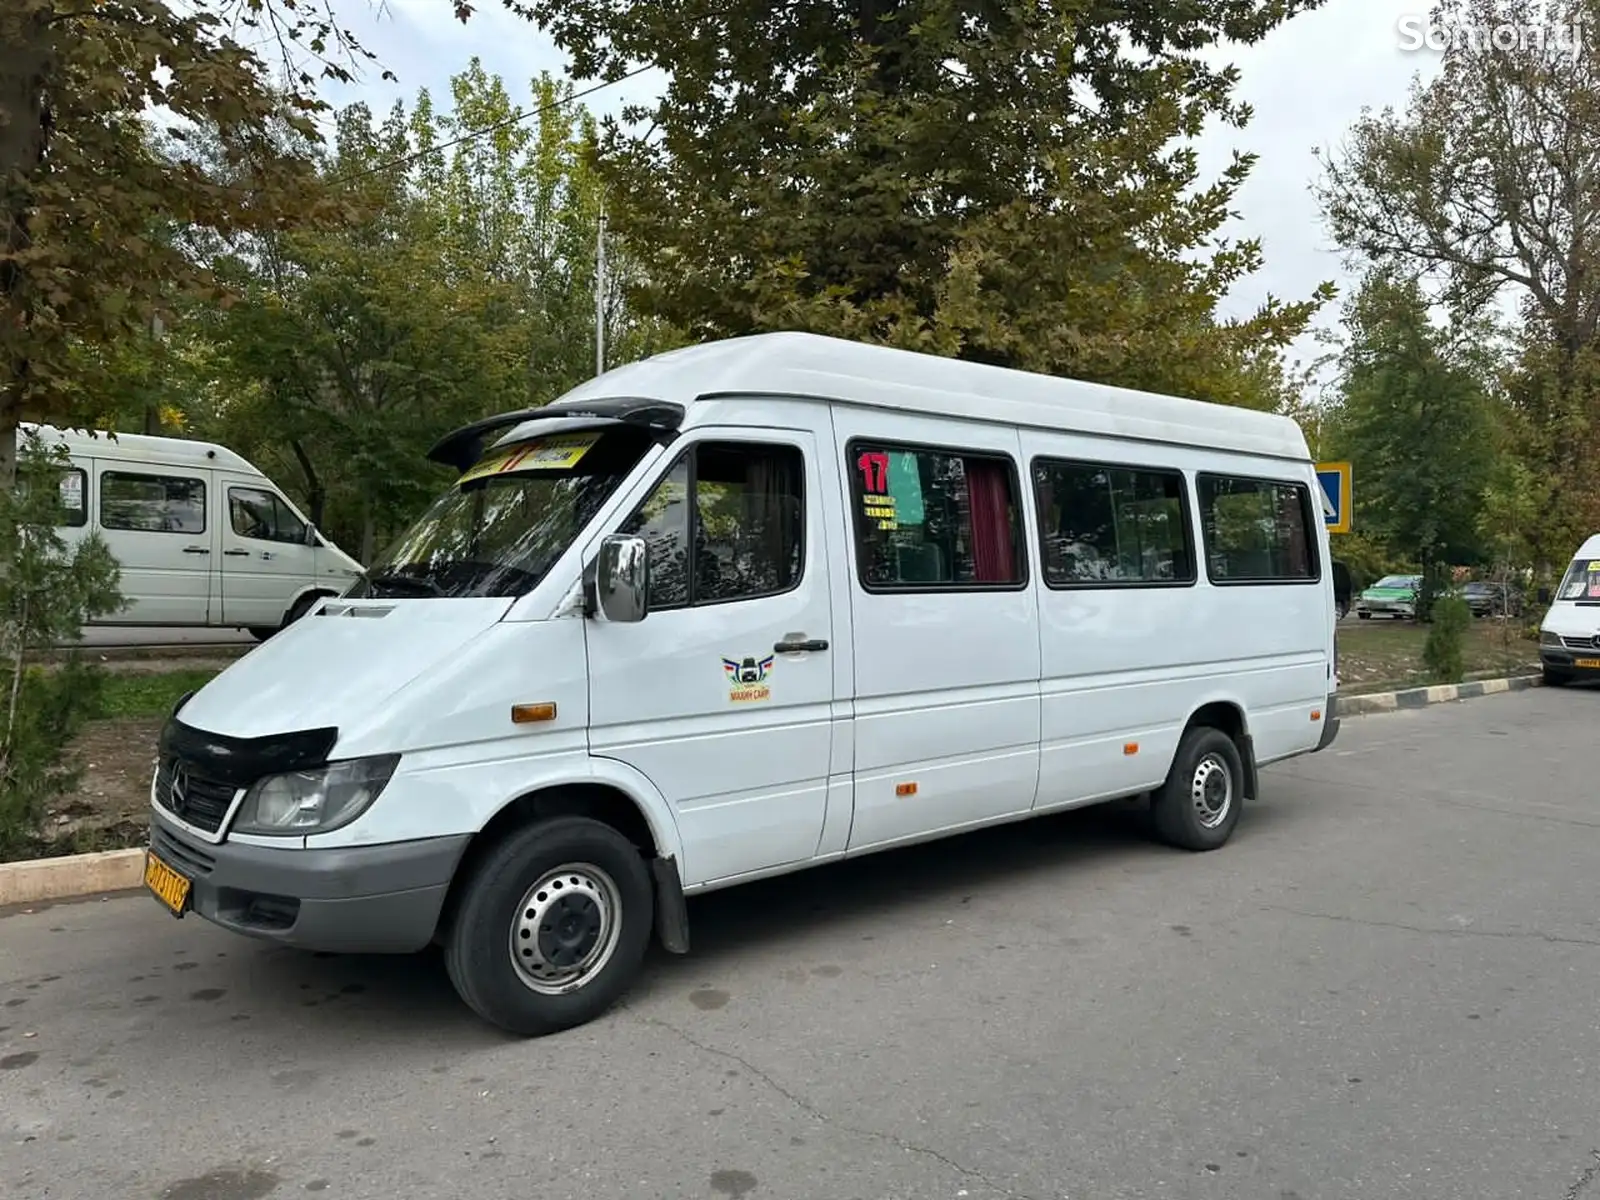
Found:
[341,63,659,182]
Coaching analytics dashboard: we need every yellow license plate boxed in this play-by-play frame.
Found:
[1575,657,1600,669]
[144,850,191,917]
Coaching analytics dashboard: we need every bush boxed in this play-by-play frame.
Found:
[0,431,123,861]
[1422,594,1472,684]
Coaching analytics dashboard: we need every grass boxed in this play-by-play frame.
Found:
[95,668,222,719]
[1337,617,1539,694]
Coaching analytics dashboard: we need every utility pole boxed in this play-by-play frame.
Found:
[595,208,606,377]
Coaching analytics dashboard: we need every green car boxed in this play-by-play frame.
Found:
[1355,573,1420,620]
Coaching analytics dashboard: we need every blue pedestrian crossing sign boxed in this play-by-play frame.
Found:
[1316,462,1351,534]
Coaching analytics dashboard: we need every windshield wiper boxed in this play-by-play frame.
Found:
[363,572,444,597]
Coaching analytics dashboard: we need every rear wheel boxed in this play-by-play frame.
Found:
[246,592,324,643]
[1357,611,1372,620]
[444,816,654,1036]
[1150,726,1244,852]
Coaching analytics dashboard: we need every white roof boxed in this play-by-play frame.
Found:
[1572,533,1600,559]
[543,332,1312,461]
[24,423,261,476]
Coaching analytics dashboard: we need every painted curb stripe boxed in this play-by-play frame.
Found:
[0,848,144,908]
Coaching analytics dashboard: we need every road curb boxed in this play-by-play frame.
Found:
[0,671,1548,908]
[0,847,144,908]
[1338,672,1542,717]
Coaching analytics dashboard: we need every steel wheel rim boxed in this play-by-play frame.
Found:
[508,862,623,995]
[1190,753,1233,830]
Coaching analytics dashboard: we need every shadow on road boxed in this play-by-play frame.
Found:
[104,791,1317,1047]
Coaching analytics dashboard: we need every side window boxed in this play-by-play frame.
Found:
[1197,474,1317,582]
[18,462,87,528]
[100,471,206,534]
[619,441,805,608]
[1032,459,1193,587]
[848,441,1024,589]
[230,487,306,544]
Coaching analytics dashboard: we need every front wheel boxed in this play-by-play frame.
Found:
[1543,666,1571,688]
[1150,726,1244,851]
[444,816,654,1036]
[1357,611,1372,620]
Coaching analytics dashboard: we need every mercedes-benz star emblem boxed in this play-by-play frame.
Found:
[168,765,189,817]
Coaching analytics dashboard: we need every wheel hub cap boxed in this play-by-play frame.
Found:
[509,864,622,995]
[1190,753,1233,830]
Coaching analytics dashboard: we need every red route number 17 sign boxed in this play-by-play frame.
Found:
[857,450,890,493]
[856,450,897,530]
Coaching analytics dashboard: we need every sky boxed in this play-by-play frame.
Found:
[312,0,1447,383]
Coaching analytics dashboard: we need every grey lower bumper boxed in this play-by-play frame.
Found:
[148,815,469,954]
[1315,693,1340,751]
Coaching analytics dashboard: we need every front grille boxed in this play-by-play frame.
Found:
[153,757,239,835]
[1561,634,1600,650]
[150,823,216,876]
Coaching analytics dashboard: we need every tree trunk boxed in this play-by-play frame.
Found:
[1,10,56,496]
[288,437,325,526]
[360,497,375,566]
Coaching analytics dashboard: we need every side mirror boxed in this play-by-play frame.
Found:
[594,534,648,623]
[303,523,319,546]
[1538,585,1551,605]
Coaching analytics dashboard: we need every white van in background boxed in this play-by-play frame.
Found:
[141,332,1339,1036]
[1538,532,1600,686]
[31,424,363,640]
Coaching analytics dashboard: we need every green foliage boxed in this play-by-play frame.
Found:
[98,669,221,721]
[510,0,1332,406]
[1323,270,1501,589]
[0,433,123,860]
[182,64,677,561]
[0,0,339,483]
[1315,0,1600,563]
[1422,594,1472,685]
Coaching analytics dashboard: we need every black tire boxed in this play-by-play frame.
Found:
[248,593,324,643]
[1357,611,1371,620]
[444,816,654,1036]
[1543,666,1571,688]
[1150,725,1244,852]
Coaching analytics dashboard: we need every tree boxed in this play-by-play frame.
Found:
[0,432,121,860]
[1323,270,1501,613]
[0,0,365,486]
[192,65,677,559]
[1315,0,1600,543]
[501,0,1332,404]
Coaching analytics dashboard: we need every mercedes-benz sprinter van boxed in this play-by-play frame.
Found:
[142,333,1340,1036]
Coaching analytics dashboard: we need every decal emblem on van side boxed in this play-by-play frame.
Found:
[722,655,774,703]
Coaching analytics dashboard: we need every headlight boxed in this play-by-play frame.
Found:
[1540,629,1562,646]
[232,755,399,837]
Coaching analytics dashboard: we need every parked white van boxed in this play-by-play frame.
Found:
[142,333,1340,1035]
[1538,532,1600,685]
[32,424,363,639]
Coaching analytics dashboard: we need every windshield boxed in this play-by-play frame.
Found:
[1372,575,1417,589]
[1556,556,1600,602]
[348,426,656,600]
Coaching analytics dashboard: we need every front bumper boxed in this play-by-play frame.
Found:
[1541,648,1600,679]
[148,813,469,954]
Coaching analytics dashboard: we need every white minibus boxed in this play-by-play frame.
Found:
[1538,532,1600,685]
[141,333,1340,1035]
[33,424,363,639]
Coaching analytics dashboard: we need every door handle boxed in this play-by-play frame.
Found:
[774,637,828,653]
[224,549,249,557]
[261,551,274,561]
[183,546,210,556]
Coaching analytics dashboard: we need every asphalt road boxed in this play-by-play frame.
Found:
[4,687,1600,1200]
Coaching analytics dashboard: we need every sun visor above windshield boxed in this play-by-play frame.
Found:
[457,433,602,485]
